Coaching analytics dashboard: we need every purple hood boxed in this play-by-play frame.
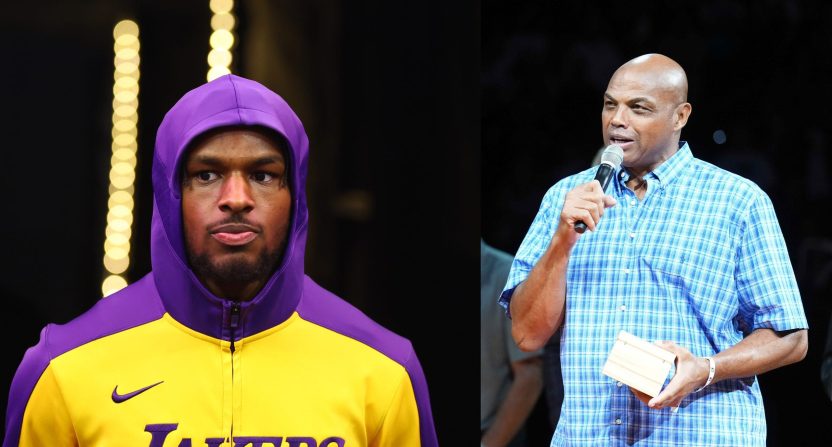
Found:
[150,74,309,340]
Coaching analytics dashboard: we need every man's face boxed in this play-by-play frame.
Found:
[601,69,685,174]
[181,128,291,300]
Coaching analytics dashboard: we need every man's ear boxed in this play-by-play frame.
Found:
[674,102,692,131]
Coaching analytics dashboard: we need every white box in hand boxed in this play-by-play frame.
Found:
[602,330,676,397]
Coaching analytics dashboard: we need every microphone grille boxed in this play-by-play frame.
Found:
[601,144,624,168]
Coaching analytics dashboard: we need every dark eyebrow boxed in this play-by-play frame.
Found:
[187,156,222,167]
[604,93,655,106]
[250,156,284,167]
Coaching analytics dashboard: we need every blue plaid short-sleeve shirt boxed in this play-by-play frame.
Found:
[499,143,808,446]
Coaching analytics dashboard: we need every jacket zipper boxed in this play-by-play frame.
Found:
[229,302,240,353]
[228,302,241,441]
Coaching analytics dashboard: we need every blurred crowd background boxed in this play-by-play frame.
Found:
[483,1,832,445]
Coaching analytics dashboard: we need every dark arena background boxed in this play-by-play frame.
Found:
[483,1,832,446]
[0,1,479,444]
[7,1,832,445]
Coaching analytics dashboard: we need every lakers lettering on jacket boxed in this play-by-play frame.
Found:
[145,424,346,447]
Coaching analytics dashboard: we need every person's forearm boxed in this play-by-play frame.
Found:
[481,357,544,447]
[709,328,808,385]
[510,227,574,351]
[643,328,808,409]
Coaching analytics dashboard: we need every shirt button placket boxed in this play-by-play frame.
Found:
[624,226,636,275]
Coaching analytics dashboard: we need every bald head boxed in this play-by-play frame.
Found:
[601,53,692,176]
[610,53,688,105]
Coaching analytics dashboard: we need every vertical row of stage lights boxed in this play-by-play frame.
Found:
[102,19,140,297]
[207,0,236,81]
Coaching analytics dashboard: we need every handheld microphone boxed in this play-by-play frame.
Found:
[574,144,624,234]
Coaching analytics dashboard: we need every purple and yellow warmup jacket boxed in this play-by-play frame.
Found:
[3,75,438,447]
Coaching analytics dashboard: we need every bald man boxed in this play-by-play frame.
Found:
[498,54,808,445]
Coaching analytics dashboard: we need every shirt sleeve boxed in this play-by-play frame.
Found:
[373,352,438,447]
[498,183,566,315]
[4,326,76,447]
[734,190,808,333]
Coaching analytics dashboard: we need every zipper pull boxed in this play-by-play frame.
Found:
[230,302,241,353]
[230,303,241,330]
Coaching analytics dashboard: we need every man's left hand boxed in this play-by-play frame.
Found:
[628,340,710,410]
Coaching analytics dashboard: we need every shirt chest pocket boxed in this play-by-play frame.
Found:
[639,236,735,302]
[641,250,733,318]
[640,254,693,299]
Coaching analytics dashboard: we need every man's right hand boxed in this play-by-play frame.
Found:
[560,180,617,234]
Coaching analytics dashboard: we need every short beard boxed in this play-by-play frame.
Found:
[187,247,282,290]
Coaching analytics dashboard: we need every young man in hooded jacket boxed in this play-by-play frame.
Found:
[3,74,438,447]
